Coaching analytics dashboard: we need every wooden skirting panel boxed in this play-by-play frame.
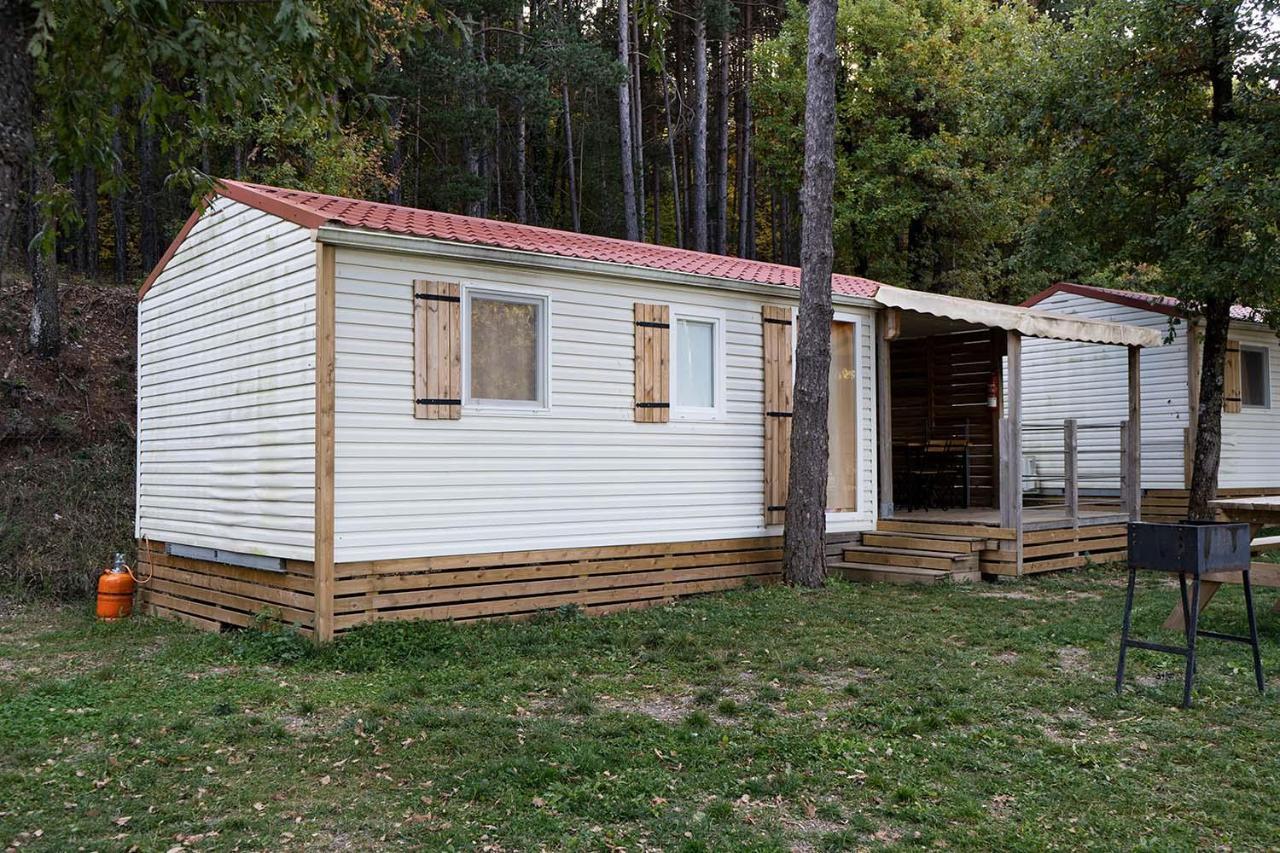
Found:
[331,536,784,632]
[1142,488,1280,523]
[981,523,1127,576]
[136,540,316,635]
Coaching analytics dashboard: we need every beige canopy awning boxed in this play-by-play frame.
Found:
[874,284,1163,348]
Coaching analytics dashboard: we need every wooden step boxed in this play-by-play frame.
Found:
[830,562,952,585]
[843,545,976,572]
[861,532,982,554]
[877,519,1016,540]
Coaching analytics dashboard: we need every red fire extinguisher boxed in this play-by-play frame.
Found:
[987,374,999,409]
[97,553,138,620]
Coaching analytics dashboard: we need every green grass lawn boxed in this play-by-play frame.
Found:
[3,568,1278,851]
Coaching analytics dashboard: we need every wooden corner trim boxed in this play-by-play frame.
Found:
[313,243,337,643]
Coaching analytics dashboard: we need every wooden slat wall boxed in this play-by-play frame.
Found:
[1223,339,1242,414]
[330,537,783,631]
[136,540,316,635]
[633,303,671,422]
[890,330,998,508]
[414,280,462,420]
[980,523,1127,576]
[762,306,794,525]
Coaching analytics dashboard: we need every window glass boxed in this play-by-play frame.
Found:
[827,321,858,511]
[469,295,541,403]
[1242,347,1269,407]
[676,318,715,409]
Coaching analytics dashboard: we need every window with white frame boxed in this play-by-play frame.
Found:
[671,311,723,418]
[1241,345,1270,408]
[463,288,550,409]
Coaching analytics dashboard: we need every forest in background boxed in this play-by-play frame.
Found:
[5,0,1276,318]
[4,0,1080,308]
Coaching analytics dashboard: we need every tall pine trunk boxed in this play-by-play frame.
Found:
[463,21,485,218]
[561,84,581,231]
[110,112,128,286]
[81,165,98,277]
[515,8,528,223]
[137,98,162,274]
[632,11,646,241]
[616,0,639,240]
[736,9,754,259]
[691,7,708,252]
[661,65,683,248]
[714,34,729,255]
[782,0,838,587]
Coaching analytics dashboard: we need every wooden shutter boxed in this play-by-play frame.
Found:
[634,303,670,422]
[763,305,794,525]
[413,280,462,420]
[1223,338,1242,414]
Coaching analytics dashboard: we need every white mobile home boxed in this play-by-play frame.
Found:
[135,183,1159,639]
[1020,283,1280,519]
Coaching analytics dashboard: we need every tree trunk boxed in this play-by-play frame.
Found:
[515,8,528,224]
[714,34,730,255]
[138,98,162,274]
[737,2,754,258]
[1187,305,1232,521]
[28,163,61,358]
[80,165,98,277]
[1187,3,1237,522]
[735,75,752,257]
[388,98,404,206]
[110,112,128,286]
[782,0,838,587]
[463,22,484,218]
[561,83,581,232]
[632,11,646,241]
[0,0,36,287]
[661,66,683,248]
[691,7,709,252]
[616,0,638,240]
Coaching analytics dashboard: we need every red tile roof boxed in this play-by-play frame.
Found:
[204,180,883,299]
[1023,282,1263,323]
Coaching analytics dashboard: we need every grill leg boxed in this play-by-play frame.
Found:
[1116,565,1138,695]
[1183,575,1201,709]
[1178,573,1191,642]
[1242,569,1265,694]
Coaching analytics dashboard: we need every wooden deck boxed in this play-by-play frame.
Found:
[888,506,1129,532]
[838,506,1130,582]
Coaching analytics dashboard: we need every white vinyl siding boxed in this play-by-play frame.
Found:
[1220,325,1280,488]
[331,246,877,563]
[1019,292,1188,491]
[136,197,317,560]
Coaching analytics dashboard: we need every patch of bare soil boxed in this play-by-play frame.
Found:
[730,794,849,849]
[1055,646,1093,674]
[986,793,1016,820]
[978,590,1040,601]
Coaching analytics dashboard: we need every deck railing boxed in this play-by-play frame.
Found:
[1015,419,1140,522]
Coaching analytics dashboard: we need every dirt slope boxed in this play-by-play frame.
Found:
[1,271,137,598]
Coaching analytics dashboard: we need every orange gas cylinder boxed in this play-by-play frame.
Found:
[97,554,135,620]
